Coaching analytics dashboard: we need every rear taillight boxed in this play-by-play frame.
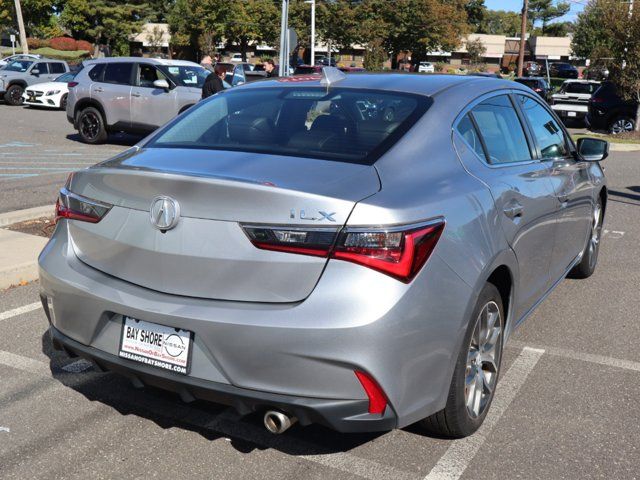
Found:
[243,220,444,283]
[67,81,79,88]
[55,187,112,223]
[591,97,605,103]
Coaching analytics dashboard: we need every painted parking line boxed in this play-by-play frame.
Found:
[0,302,42,322]
[0,346,418,480]
[424,347,545,480]
[509,340,640,373]
[603,229,625,239]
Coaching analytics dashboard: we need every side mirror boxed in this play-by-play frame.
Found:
[577,137,609,162]
[153,79,170,91]
[31,69,40,76]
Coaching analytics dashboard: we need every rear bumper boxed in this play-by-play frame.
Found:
[38,220,473,432]
[49,325,397,432]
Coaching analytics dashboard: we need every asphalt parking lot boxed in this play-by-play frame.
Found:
[1,103,640,479]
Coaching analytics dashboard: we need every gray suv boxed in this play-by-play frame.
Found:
[67,57,210,144]
[0,58,69,105]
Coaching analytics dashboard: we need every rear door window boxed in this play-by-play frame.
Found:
[88,64,105,81]
[516,94,570,159]
[33,63,49,74]
[469,95,532,164]
[48,63,66,74]
[103,63,134,85]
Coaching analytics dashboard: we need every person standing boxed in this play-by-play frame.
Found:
[264,59,279,78]
[201,64,227,99]
[200,55,214,73]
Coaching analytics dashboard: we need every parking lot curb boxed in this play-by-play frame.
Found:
[0,205,54,227]
[0,230,48,290]
[609,143,640,152]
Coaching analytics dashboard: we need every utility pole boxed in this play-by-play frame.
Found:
[517,0,528,77]
[310,0,316,66]
[14,0,28,55]
[279,0,289,77]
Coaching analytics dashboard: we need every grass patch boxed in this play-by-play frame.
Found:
[1,47,89,62]
[572,131,640,145]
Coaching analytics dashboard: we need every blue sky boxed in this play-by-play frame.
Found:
[484,0,585,21]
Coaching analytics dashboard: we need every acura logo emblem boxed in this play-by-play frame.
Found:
[150,196,180,231]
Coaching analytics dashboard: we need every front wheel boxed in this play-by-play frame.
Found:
[568,197,603,279]
[420,283,504,438]
[60,93,68,111]
[4,84,24,106]
[77,107,108,144]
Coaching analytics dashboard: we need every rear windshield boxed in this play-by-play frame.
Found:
[515,79,539,89]
[146,87,431,165]
[561,82,599,94]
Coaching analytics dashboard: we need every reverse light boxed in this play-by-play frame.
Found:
[56,187,112,223]
[242,219,444,283]
[355,371,388,415]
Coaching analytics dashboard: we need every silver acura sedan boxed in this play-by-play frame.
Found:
[39,70,608,438]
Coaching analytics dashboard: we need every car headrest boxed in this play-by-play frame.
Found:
[228,114,275,144]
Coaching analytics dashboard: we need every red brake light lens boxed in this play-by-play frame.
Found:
[67,81,79,88]
[243,220,444,283]
[355,370,388,415]
[55,187,112,223]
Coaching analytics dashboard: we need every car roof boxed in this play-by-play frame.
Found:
[85,57,200,67]
[237,72,524,98]
[561,79,600,84]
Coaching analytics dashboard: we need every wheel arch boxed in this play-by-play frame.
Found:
[178,104,195,114]
[599,186,608,216]
[7,80,27,89]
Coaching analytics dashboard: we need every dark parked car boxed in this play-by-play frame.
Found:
[514,77,552,102]
[587,81,638,133]
[542,62,579,79]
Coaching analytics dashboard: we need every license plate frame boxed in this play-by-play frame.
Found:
[567,111,577,117]
[118,316,193,375]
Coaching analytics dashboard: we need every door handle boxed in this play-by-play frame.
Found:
[503,203,524,219]
[558,194,569,203]
[93,87,103,93]
[131,92,141,97]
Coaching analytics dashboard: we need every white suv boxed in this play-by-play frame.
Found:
[66,57,210,144]
[418,62,435,73]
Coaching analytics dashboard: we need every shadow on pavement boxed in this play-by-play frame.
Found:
[609,188,640,204]
[65,133,142,148]
[41,330,389,455]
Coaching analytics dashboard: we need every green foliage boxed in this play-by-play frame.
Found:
[363,37,386,70]
[60,0,152,48]
[466,37,486,64]
[527,0,570,34]
[465,0,485,31]
[479,10,527,36]
[571,1,613,60]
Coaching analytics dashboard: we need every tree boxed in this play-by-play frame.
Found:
[0,0,13,33]
[60,0,152,55]
[167,0,227,55]
[225,0,279,61]
[466,37,486,65]
[571,1,612,60]
[481,9,529,36]
[598,0,640,131]
[527,0,570,35]
[465,0,485,32]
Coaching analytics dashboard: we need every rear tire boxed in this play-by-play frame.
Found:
[4,84,24,106]
[609,116,635,134]
[77,107,108,144]
[420,283,504,438]
[568,197,603,279]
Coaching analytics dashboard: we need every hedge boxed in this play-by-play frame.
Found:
[50,37,79,51]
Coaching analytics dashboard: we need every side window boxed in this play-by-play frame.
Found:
[233,66,245,86]
[49,63,66,74]
[456,114,486,161]
[516,94,569,159]
[103,63,134,85]
[137,64,166,88]
[33,63,49,74]
[470,95,531,164]
[88,64,105,81]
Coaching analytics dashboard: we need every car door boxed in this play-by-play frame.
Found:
[30,62,49,84]
[130,62,178,130]
[453,93,559,322]
[514,93,594,281]
[92,62,134,128]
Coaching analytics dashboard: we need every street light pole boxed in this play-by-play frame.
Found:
[14,0,28,55]
[517,0,528,77]
[310,0,316,66]
[279,0,289,77]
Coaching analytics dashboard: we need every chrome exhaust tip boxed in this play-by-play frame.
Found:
[263,410,297,434]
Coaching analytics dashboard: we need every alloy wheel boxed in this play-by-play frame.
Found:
[9,87,23,105]
[80,112,100,140]
[611,118,634,134]
[464,301,502,419]
[588,202,603,270]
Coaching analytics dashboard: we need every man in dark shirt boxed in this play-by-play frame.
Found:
[201,64,227,99]
[264,59,279,78]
